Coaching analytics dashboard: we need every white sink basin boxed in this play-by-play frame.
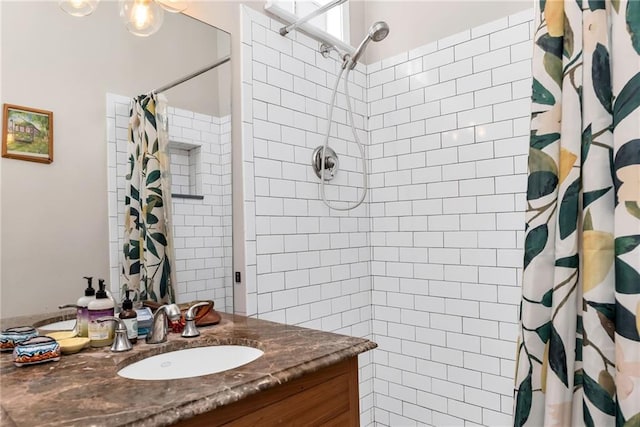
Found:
[117,345,264,380]
[38,319,76,331]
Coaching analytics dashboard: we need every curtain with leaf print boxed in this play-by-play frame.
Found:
[122,94,176,304]
[514,0,640,425]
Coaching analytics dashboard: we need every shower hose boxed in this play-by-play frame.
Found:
[320,63,368,211]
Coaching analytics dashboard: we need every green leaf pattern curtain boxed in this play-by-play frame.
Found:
[514,0,640,425]
[122,94,176,304]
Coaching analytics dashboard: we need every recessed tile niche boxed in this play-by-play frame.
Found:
[169,141,202,198]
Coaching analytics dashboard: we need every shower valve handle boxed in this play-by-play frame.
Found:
[324,157,336,169]
[312,146,339,181]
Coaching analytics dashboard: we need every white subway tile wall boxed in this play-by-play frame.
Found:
[106,94,233,312]
[240,6,533,426]
[240,7,375,424]
[367,10,532,426]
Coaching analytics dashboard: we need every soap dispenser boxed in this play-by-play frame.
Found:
[88,279,115,347]
[119,290,138,344]
[76,276,95,337]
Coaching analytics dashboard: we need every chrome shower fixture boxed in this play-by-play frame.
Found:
[319,43,333,58]
[279,0,348,36]
[315,20,390,211]
[312,146,339,181]
[319,42,349,61]
[346,21,390,69]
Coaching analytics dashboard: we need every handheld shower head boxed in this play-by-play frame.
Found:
[369,21,390,41]
[348,21,389,69]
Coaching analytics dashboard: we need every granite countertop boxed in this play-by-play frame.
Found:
[0,312,376,427]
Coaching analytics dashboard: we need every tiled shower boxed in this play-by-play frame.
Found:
[366,9,532,425]
[240,5,534,426]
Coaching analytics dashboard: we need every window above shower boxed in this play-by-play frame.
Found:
[274,0,350,44]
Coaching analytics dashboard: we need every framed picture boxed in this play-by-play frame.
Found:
[2,104,53,164]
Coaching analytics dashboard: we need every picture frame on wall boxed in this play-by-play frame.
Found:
[2,104,54,164]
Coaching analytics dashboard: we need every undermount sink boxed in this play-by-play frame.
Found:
[117,345,264,380]
[37,319,76,331]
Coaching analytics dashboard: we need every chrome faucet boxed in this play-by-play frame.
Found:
[96,317,132,352]
[146,304,181,344]
[181,302,210,338]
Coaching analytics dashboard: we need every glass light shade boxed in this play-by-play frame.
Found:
[156,0,187,13]
[119,0,164,37]
[59,0,99,17]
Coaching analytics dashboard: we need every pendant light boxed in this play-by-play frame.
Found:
[58,0,100,17]
[60,0,177,37]
[119,0,165,37]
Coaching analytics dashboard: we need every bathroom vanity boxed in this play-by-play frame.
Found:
[0,313,376,426]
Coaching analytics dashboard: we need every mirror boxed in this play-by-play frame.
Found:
[0,1,232,318]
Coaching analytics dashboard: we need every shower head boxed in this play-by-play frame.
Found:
[369,21,390,41]
[348,21,389,69]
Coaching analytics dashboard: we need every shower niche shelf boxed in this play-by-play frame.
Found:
[168,140,204,200]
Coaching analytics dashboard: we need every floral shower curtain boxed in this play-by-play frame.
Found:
[514,0,640,425]
[122,93,176,304]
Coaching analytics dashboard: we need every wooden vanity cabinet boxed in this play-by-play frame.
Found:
[177,356,360,426]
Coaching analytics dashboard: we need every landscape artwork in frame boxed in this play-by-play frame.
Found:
[2,104,53,164]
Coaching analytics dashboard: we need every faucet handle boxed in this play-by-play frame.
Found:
[96,317,132,352]
[58,304,80,309]
[181,302,209,338]
[184,302,210,320]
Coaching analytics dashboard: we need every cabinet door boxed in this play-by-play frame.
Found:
[179,357,360,426]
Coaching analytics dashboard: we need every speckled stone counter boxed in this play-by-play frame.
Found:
[0,312,376,427]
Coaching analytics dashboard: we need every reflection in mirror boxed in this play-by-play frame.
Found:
[106,90,233,311]
[0,1,232,317]
[101,6,233,312]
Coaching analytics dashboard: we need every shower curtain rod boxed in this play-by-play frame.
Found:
[279,0,347,35]
[150,55,231,94]
[265,2,355,57]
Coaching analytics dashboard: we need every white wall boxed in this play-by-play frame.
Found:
[349,1,532,64]
[238,3,534,425]
[239,6,375,422]
[0,1,229,317]
[367,9,533,425]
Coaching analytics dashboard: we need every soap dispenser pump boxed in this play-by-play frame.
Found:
[76,277,95,337]
[88,279,115,347]
[119,290,138,344]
